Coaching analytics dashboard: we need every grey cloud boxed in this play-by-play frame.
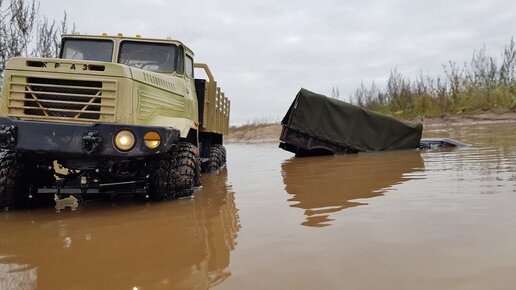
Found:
[40,0,516,124]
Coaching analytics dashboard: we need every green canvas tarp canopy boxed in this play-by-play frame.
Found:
[281,88,423,152]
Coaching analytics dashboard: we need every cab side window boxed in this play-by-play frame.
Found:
[185,55,194,78]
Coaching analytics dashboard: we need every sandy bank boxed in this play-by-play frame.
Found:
[227,109,516,143]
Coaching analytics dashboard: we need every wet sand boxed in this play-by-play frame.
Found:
[1,123,515,289]
[226,110,516,143]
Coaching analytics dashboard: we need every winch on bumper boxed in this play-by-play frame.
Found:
[0,117,180,158]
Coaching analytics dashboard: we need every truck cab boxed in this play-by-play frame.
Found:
[0,33,230,210]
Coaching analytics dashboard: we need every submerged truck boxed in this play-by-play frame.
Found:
[0,33,230,209]
[280,89,467,156]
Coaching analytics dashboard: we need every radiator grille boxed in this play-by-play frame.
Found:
[8,77,116,122]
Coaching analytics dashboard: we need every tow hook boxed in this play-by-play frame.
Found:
[0,125,17,149]
[82,130,102,154]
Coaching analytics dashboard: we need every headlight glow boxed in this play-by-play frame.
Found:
[114,130,136,151]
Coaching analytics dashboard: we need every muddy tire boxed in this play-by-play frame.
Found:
[207,144,226,172]
[148,142,200,200]
[147,155,175,201]
[0,150,33,210]
[194,153,201,187]
[172,142,200,198]
[216,144,227,164]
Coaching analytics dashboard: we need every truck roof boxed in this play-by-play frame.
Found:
[61,33,195,55]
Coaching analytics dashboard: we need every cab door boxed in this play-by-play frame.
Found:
[184,53,198,123]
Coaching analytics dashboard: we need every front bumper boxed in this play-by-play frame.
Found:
[0,117,180,158]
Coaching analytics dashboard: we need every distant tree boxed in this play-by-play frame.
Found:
[0,0,73,86]
[500,37,516,84]
[344,37,516,115]
[331,86,340,100]
[0,0,38,78]
[34,11,75,58]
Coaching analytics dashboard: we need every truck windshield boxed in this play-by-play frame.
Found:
[60,39,114,62]
[118,41,179,73]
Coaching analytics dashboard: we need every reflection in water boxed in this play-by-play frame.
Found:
[282,151,425,227]
[2,124,515,289]
[0,169,239,290]
[54,195,79,212]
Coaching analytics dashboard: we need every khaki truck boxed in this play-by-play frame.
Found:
[0,33,230,209]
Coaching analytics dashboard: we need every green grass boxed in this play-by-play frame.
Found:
[350,38,516,118]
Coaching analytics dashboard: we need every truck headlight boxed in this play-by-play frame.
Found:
[143,131,161,149]
[114,130,136,151]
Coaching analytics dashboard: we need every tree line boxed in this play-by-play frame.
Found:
[345,38,516,116]
[0,0,73,85]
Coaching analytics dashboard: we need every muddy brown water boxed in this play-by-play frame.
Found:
[1,123,515,290]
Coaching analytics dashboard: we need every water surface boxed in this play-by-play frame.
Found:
[1,123,515,289]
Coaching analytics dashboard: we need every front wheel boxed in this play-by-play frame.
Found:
[0,150,54,210]
[172,142,200,198]
[147,142,200,200]
[147,155,175,201]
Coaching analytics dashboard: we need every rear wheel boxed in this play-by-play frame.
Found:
[216,144,227,164]
[207,144,226,172]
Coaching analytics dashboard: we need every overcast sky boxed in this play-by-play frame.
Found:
[40,0,516,124]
